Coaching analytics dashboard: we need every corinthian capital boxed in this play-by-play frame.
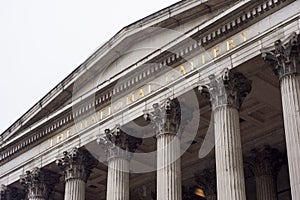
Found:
[262,32,300,79]
[200,69,252,110]
[20,168,59,199]
[1,185,26,200]
[144,98,182,137]
[99,125,142,160]
[56,148,98,182]
[246,146,284,177]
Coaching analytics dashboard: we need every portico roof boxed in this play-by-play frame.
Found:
[0,0,238,142]
[0,0,298,196]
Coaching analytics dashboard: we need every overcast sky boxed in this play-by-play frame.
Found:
[0,0,179,133]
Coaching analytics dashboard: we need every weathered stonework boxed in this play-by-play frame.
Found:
[0,185,26,200]
[246,146,284,200]
[56,148,98,182]
[144,98,184,200]
[0,0,298,199]
[20,168,59,200]
[98,125,142,200]
[200,68,252,110]
[144,98,181,137]
[56,148,98,200]
[102,125,142,160]
[200,69,252,200]
[262,32,300,199]
[262,32,300,80]
[247,146,284,177]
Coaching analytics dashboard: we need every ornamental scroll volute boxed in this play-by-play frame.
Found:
[262,32,300,79]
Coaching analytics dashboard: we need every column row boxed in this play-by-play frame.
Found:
[1,146,283,200]
[193,146,284,200]
[2,32,299,200]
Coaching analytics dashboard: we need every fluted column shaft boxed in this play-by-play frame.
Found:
[61,163,87,200]
[200,69,251,200]
[256,175,277,200]
[280,74,300,198]
[145,98,183,200]
[262,32,300,199]
[64,178,85,200]
[247,146,283,200]
[157,134,181,200]
[57,148,98,200]
[100,125,142,200]
[207,194,217,200]
[214,106,246,200]
[107,157,130,200]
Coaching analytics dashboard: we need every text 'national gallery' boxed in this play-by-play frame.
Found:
[1,0,300,199]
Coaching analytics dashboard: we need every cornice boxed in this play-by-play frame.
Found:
[0,0,227,142]
[0,0,293,164]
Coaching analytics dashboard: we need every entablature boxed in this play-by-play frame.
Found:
[0,0,297,169]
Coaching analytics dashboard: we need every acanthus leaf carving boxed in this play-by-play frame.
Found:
[245,146,285,177]
[56,148,98,182]
[144,98,182,137]
[98,125,142,160]
[200,69,252,110]
[262,32,300,79]
[20,167,59,199]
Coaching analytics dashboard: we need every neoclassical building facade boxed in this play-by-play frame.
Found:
[1,0,300,199]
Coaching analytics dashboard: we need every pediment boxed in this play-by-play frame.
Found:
[1,0,299,194]
[1,0,241,144]
[2,0,291,155]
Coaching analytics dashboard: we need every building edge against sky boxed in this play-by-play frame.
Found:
[1,0,300,199]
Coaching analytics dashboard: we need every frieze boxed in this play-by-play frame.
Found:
[0,0,291,164]
[40,29,249,147]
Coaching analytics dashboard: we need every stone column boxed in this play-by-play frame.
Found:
[1,185,26,200]
[0,185,9,200]
[200,69,252,200]
[130,180,156,200]
[262,32,300,199]
[56,148,98,200]
[247,146,284,200]
[144,98,183,200]
[100,125,142,200]
[20,167,59,200]
[195,169,217,200]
